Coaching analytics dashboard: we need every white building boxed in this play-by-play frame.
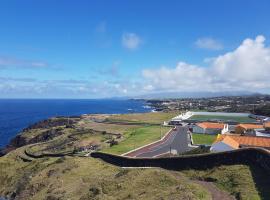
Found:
[193,122,227,135]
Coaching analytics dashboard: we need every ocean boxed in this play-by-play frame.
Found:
[0,99,151,148]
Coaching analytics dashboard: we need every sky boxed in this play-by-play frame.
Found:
[0,0,270,98]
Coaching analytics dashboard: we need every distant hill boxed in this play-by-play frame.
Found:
[133,91,259,99]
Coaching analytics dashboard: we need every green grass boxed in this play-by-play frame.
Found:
[181,146,210,155]
[183,164,270,200]
[0,152,210,200]
[192,133,217,145]
[1,111,268,200]
[102,125,171,155]
[108,112,178,125]
[189,115,256,123]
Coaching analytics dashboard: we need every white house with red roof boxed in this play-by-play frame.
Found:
[193,122,228,134]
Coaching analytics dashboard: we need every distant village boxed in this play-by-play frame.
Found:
[146,94,270,116]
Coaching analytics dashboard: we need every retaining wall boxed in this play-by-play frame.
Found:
[91,148,270,173]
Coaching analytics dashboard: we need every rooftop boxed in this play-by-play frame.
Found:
[215,135,270,148]
[237,124,264,130]
[221,136,240,149]
[197,122,225,129]
[264,122,270,128]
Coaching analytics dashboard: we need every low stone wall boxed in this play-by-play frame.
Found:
[91,148,270,173]
[24,149,73,158]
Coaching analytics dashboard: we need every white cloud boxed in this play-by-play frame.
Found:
[142,35,270,93]
[122,32,142,50]
[195,37,223,50]
[212,35,270,81]
[142,62,211,92]
[2,35,270,98]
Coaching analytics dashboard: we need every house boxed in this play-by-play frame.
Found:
[210,134,270,152]
[235,124,264,135]
[193,122,226,134]
[210,135,239,152]
[253,122,270,137]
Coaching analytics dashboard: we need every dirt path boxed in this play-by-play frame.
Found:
[169,171,234,200]
[194,180,235,200]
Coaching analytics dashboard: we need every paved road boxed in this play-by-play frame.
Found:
[135,126,193,158]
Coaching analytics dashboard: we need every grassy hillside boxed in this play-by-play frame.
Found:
[1,148,269,200]
[5,112,175,157]
[183,164,270,200]
[0,150,210,200]
[1,111,269,200]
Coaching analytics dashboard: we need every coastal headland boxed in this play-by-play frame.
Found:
[0,111,269,200]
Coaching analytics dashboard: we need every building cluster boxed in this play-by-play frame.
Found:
[168,111,270,153]
[147,95,270,114]
[192,121,270,152]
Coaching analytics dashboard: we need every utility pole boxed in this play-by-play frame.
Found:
[133,130,136,150]
[160,124,162,139]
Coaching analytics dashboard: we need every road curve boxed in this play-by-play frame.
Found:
[125,126,193,158]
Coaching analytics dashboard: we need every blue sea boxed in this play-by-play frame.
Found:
[0,99,151,148]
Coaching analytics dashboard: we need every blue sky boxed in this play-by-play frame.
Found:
[1,0,270,98]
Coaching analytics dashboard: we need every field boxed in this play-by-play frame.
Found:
[107,111,178,124]
[102,125,171,155]
[192,133,217,145]
[7,112,176,158]
[189,114,256,123]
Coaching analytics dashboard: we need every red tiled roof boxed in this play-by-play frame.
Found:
[214,135,270,148]
[237,124,264,130]
[264,122,270,128]
[197,122,225,129]
[221,136,239,149]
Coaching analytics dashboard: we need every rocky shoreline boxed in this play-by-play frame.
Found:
[0,116,80,156]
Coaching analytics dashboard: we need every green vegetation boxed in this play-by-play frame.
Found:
[183,164,270,200]
[102,125,171,155]
[5,112,176,157]
[254,104,270,117]
[1,112,269,200]
[181,146,210,155]
[189,115,256,123]
[192,133,217,145]
[0,151,210,200]
[108,111,178,125]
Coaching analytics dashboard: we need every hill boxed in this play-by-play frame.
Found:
[0,112,269,199]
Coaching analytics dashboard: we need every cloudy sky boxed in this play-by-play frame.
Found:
[0,0,270,98]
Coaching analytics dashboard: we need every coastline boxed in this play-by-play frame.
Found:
[0,99,152,148]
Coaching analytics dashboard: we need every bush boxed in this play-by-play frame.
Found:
[89,186,100,197]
